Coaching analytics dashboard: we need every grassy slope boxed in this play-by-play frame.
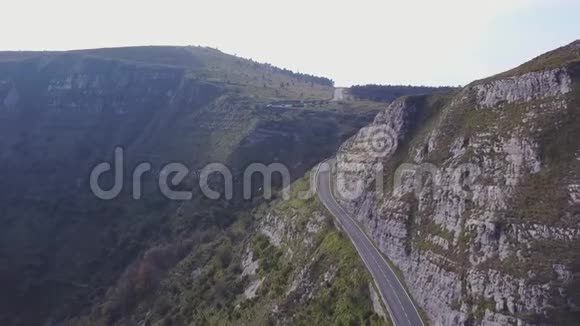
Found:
[0,47,378,325]
[74,173,390,326]
[472,40,580,84]
[0,45,334,101]
[78,46,334,101]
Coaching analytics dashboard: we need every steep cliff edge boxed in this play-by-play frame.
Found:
[0,47,375,325]
[334,41,580,325]
[82,173,390,325]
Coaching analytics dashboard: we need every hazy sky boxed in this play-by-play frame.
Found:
[2,0,579,86]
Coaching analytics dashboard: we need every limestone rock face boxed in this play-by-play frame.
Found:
[473,68,572,108]
[333,47,580,325]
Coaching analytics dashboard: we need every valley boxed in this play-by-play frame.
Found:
[1,40,580,326]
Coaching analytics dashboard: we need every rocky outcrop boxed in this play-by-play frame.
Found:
[244,278,265,300]
[259,212,294,248]
[473,68,572,108]
[251,199,386,324]
[333,47,580,325]
[241,249,259,277]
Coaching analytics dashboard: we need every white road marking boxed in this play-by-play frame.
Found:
[315,160,426,326]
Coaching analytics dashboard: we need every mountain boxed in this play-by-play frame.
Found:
[3,40,580,326]
[333,40,580,325]
[0,46,381,325]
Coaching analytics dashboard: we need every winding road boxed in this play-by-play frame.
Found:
[332,88,345,101]
[315,160,424,326]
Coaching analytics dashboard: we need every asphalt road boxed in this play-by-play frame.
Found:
[332,88,345,101]
[315,160,424,326]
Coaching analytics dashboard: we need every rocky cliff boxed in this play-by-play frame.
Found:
[334,41,580,325]
[0,47,374,325]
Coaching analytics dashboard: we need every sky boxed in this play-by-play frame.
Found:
[2,0,579,86]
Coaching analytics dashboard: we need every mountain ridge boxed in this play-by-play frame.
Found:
[1,40,580,325]
[0,45,376,325]
[332,39,580,325]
